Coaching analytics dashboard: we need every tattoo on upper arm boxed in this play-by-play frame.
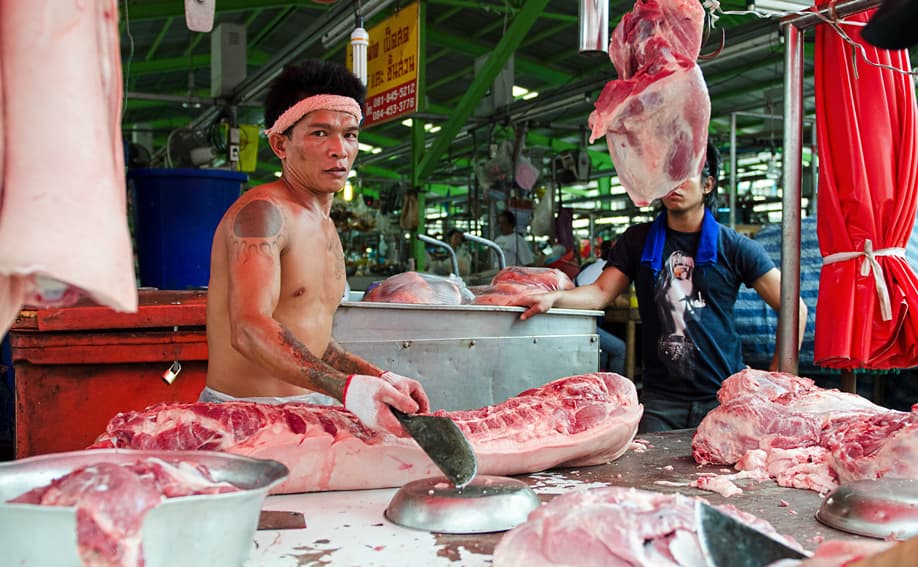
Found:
[234,200,282,237]
[229,199,285,262]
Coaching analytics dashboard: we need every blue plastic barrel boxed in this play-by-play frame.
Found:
[128,168,247,290]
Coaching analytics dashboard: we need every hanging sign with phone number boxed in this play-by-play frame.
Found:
[347,1,419,127]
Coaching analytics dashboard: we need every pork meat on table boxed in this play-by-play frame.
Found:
[692,369,918,493]
[361,271,474,304]
[492,486,801,567]
[91,372,643,494]
[472,266,575,306]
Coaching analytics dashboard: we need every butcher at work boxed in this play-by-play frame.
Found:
[202,59,429,436]
[511,142,807,433]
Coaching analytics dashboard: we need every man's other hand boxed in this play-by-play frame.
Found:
[516,292,557,321]
[379,371,431,413]
[343,374,420,437]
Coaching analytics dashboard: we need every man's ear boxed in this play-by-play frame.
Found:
[268,132,287,160]
[702,175,715,194]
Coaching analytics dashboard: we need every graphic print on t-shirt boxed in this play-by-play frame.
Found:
[654,250,706,379]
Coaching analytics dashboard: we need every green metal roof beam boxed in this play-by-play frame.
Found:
[429,0,576,23]
[182,27,208,56]
[426,6,461,67]
[358,129,402,148]
[145,16,175,61]
[249,6,296,48]
[121,0,314,20]
[428,28,572,86]
[416,0,550,185]
[432,6,461,25]
[357,164,402,180]
[126,50,271,76]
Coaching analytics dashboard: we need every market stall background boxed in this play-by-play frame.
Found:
[115,0,917,225]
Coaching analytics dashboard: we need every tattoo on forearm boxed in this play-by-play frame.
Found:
[322,341,377,375]
[280,328,339,392]
[322,343,352,369]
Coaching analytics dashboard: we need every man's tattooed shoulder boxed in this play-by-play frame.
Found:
[233,198,284,238]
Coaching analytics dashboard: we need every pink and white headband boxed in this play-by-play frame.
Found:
[264,94,363,136]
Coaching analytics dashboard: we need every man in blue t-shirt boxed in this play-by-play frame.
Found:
[512,142,807,432]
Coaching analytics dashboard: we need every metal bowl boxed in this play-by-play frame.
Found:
[0,448,288,567]
[385,475,540,534]
[816,478,918,540]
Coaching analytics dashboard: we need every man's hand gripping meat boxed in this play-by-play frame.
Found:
[343,372,431,436]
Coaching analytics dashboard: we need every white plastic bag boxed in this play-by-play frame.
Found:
[531,185,555,237]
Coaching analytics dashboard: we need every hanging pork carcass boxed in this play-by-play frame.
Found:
[589,0,711,206]
[0,1,138,336]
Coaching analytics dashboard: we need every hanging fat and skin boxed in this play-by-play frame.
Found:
[589,0,710,207]
[0,0,137,334]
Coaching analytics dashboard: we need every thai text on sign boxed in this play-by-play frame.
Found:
[348,1,419,127]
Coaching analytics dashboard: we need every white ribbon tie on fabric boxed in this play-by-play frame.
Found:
[822,239,905,322]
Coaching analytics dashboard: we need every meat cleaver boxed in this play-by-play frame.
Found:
[696,501,811,567]
[391,408,478,489]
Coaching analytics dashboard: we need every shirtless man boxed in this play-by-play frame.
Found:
[202,59,429,437]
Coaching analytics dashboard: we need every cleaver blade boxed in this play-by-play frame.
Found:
[696,501,811,567]
[392,408,478,489]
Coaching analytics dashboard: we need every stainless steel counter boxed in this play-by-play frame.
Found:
[333,302,603,411]
[246,429,870,566]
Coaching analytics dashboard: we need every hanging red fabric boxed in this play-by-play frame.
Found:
[813,6,918,369]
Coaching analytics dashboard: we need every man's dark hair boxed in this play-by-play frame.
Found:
[264,59,366,134]
[701,140,720,210]
[499,209,517,226]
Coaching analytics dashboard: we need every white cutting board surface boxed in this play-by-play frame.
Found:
[246,487,493,566]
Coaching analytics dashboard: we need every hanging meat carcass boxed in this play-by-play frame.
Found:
[589,0,710,206]
[0,1,138,336]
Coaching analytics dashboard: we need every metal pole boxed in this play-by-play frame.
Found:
[777,22,804,374]
[729,112,737,229]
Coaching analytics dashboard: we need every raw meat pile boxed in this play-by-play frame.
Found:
[0,1,137,336]
[91,373,642,494]
[492,486,800,566]
[588,0,711,206]
[8,457,237,567]
[362,271,474,304]
[692,369,918,493]
[472,266,575,306]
